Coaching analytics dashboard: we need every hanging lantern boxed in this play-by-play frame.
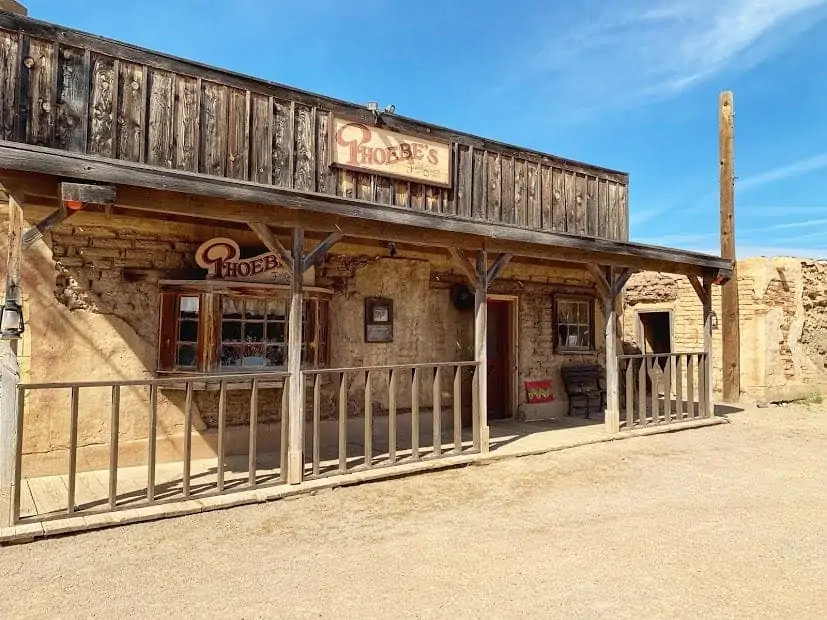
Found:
[0,298,24,340]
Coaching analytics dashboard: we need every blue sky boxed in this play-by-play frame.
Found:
[25,0,827,258]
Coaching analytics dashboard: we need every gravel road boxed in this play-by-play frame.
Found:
[2,404,826,619]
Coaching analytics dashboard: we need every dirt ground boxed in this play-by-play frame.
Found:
[2,403,826,619]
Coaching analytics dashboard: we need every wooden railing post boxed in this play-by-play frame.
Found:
[703,275,714,417]
[604,294,620,433]
[286,228,305,484]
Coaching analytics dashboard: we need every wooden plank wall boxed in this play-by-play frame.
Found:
[0,27,629,241]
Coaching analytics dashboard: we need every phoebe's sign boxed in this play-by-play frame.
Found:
[331,117,452,187]
[195,238,282,279]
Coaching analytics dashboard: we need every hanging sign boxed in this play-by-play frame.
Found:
[525,380,554,404]
[195,238,282,279]
[331,117,452,187]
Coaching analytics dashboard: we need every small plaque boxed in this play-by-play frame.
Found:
[365,297,394,343]
[525,380,554,404]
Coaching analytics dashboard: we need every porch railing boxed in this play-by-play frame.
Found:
[618,353,711,431]
[302,362,480,479]
[12,371,289,524]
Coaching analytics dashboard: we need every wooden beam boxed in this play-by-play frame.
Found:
[59,182,116,206]
[612,268,633,296]
[303,231,343,272]
[448,248,480,287]
[703,274,714,417]
[1,193,23,527]
[719,91,740,403]
[604,293,620,433]
[22,204,70,249]
[586,264,612,300]
[687,275,709,307]
[0,146,731,276]
[487,253,513,283]
[286,228,304,485]
[474,250,489,453]
[248,222,293,270]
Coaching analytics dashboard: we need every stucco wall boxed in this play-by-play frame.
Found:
[625,258,827,400]
[1,210,607,474]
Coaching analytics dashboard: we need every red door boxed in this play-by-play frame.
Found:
[487,300,510,419]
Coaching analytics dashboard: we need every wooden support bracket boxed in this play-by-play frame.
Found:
[303,232,343,272]
[448,248,481,288]
[687,275,709,306]
[612,268,633,296]
[248,222,293,270]
[586,264,612,300]
[487,253,513,284]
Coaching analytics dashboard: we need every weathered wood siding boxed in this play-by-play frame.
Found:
[0,18,629,241]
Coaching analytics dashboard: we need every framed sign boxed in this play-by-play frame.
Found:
[364,297,394,343]
[331,117,452,187]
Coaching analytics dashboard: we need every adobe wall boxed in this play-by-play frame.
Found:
[1,208,606,475]
[625,258,827,401]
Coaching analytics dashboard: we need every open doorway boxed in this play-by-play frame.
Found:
[637,310,673,373]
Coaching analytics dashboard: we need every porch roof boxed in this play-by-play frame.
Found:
[0,142,731,279]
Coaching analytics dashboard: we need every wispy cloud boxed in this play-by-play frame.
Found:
[510,0,827,118]
[737,152,827,192]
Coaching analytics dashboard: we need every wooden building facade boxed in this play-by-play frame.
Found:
[0,9,731,533]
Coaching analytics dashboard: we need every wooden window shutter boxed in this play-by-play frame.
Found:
[157,292,177,371]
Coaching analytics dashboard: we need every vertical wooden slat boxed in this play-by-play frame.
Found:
[24,38,56,146]
[280,383,289,482]
[432,366,442,457]
[11,386,24,523]
[303,374,316,476]
[394,179,410,208]
[675,355,684,419]
[527,162,541,228]
[216,379,227,491]
[663,356,672,424]
[586,176,598,236]
[88,54,116,157]
[411,367,420,460]
[574,173,587,234]
[687,355,695,419]
[564,170,577,233]
[363,371,372,469]
[625,359,634,429]
[650,359,660,424]
[116,61,144,161]
[698,354,707,418]
[293,103,315,191]
[55,46,90,153]
[608,181,619,240]
[248,378,259,486]
[637,357,647,427]
[501,156,515,224]
[249,93,271,183]
[336,372,347,472]
[358,172,373,202]
[173,75,199,171]
[471,148,486,220]
[199,81,228,176]
[597,178,609,238]
[618,183,629,241]
[146,383,157,502]
[145,69,175,167]
[513,158,526,226]
[425,184,439,212]
[108,384,120,510]
[487,152,501,222]
[410,182,425,209]
[225,87,248,180]
[67,385,79,514]
[453,366,462,453]
[182,380,193,497]
[0,29,20,141]
[552,168,566,231]
[272,99,292,187]
[388,369,397,464]
[316,110,333,193]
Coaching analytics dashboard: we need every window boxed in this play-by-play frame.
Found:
[158,284,331,373]
[554,295,594,352]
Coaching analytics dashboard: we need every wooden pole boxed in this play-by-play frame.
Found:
[604,269,620,434]
[1,194,23,526]
[474,250,489,453]
[703,275,714,416]
[719,91,740,403]
[286,228,304,484]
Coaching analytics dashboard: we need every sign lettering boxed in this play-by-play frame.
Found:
[331,117,452,187]
[525,380,554,404]
[195,238,283,280]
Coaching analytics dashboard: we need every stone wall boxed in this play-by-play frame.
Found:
[1,209,606,474]
[625,258,827,400]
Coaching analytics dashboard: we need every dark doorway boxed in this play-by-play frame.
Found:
[487,299,511,420]
[639,311,672,369]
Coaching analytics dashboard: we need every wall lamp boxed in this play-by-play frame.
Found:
[366,101,396,125]
[1,294,24,341]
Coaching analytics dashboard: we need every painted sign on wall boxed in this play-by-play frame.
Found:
[195,238,282,279]
[331,117,452,187]
[525,380,554,404]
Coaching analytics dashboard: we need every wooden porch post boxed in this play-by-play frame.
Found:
[604,289,620,434]
[703,274,714,417]
[1,194,23,526]
[286,228,305,484]
[474,250,489,452]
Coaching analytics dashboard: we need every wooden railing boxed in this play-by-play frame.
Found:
[302,362,480,478]
[0,13,629,241]
[12,371,289,524]
[618,353,711,430]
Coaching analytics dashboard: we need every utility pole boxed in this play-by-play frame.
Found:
[719,91,740,403]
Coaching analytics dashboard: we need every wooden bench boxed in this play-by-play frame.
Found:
[560,364,606,418]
